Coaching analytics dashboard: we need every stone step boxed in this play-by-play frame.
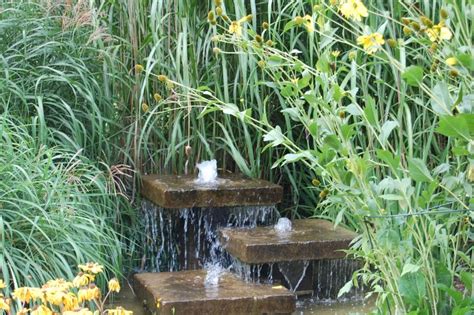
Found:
[219,219,358,264]
[142,174,282,209]
[133,270,296,315]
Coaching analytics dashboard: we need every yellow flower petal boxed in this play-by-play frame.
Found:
[440,26,452,40]
[445,57,457,66]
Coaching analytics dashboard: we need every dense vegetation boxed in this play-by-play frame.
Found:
[0,0,472,314]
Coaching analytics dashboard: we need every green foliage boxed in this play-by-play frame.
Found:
[0,115,126,289]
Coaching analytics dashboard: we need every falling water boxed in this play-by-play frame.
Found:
[278,260,310,292]
[140,200,278,272]
[313,259,364,302]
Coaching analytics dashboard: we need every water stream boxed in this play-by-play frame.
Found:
[141,200,278,271]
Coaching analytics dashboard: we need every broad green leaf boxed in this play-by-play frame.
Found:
[436,114,473,140]
[457,53,474,71]
[402,66,423,87]
[376,149,400,170]
[399,273,426,306]
[431,82,453,115]
[408,158,433,182]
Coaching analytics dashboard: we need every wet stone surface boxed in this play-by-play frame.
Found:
[133,270,296,315]
[219,219,358,264]
[141,174,283,208]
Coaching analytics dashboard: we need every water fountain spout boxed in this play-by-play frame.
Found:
[274,217,292,234]
[195,159,218,185]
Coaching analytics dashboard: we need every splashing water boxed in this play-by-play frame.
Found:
[195,159,218,184]
[204,263,224,287]
[274,217,292,233]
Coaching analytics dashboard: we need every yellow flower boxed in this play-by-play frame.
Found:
[339,0,368,21]
[78,287,101,303]
[303,15,314,33]
[426,23,452,42]
[31,305,53,315]
[42,279,73,291]
[357,33,385,54]
[446,57,457,66]
[439,26,452,40]
[331,50,341,58]
[78,263,104,274]
[63,292,79,311]
[107,307,133,315]
[0,280,5,289]
[73,273,95,288]
[13,287,33,302]
[45,289,66,306]
[63,308,94,315]
[228,21,242,36]
[0,297,10,312]
[30,288,45,301]
[228,15,251,36]
[108,278,121,293]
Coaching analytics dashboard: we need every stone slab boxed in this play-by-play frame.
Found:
[141,174,282,208]
[133,270,296,315]
[220,219,358,264]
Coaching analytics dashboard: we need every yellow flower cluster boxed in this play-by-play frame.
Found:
[402,14,452,42]
[0,263,128,314]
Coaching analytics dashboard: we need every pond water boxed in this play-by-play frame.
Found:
[109,283,375,314]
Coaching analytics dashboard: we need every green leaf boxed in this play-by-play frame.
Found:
[431,82,453,115]
[267,55,284,67]
[436,114,474,140]
[337,280,353,298]
[380,120,399,145]
[456,53,474,71]
[263,126,285,147]
[364,96,378,126]
[402,66,423,87]
[408,158,433,182]
[399,273,426,306]
[376,149,400,170]
[323,134,341,150]
[401,263,421,276]
[283,20,297,32]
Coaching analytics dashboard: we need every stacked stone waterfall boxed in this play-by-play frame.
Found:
[135,161,362,314]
